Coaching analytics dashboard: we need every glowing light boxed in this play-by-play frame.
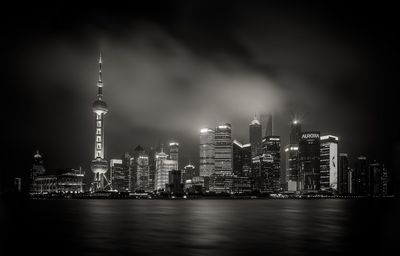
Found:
[321,135,339,141]
[169,142,179,146]
[200,128,213,133]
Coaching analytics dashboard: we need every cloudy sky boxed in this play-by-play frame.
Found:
[3,1,398,190]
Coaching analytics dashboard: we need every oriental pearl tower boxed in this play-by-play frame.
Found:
[90,53,110,191]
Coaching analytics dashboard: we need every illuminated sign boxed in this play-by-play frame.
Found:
[301,133,320,139]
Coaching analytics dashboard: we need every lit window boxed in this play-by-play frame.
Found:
[97,114,101,120]
[96,136,101,142]
[96,128,101,135]
[97,151,101,157]
[97,121,101,127]
[97,143,101,149]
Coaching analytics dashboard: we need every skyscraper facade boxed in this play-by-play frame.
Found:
[338,153,350,194]
[199,128,215,177]
[354,156,368,195]
[299,132,321,191]
[289,120,301,144]
[249,116,262,157]
[137,154,150,192]
[262,136,281,192]
[233,140,244,177]
[369,162,388,196]
[169,142,179,167]
[285,145,299,192]
[320,135,339,192]
[90,53,109,191]
[110,159,129,192]
[214,123,233,175]
[155,150,178,191]
[182,163,196,184]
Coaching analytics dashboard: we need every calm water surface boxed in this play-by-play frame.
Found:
[1,199,399,256]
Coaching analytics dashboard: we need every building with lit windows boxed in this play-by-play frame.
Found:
[90,53,109,191]
[289,120,301,144]
[354,156,368,195]
[30,168,84,194]
[137,154,150,191]
[299,132,320,192]
[262,136,281,192]
[369,162,388,197]
[199,128,215,177]
[214,123,232,176]
[110,159,129,192]
[338,153,350,194]
[320,135,339,192]
[155,149,178,191]
[249,115,262,157]
[285,145,299,192]
[182,163,196,184]
[168,142,179,167]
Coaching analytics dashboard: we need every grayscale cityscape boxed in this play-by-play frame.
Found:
[2,2,399,256]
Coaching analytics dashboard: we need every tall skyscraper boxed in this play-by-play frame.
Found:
[299,132,320,191]
[110,159,129,192]
[261,113,273,137]
[233,140,244,177]
[155,149,178,191]
[354,156,368,195]
[90,53,109,191]
[168,142,179,167]
[249,115,262,157]
[199,128,215,177]
[215,123,233,175]
[338,153,350,194]
[262,136,281,192]
[147,146,157,191]
[136,154,150,192]
[320,135,339,192]
[369,162,388,197]
[289,120,301,144]
[285,145,299,192]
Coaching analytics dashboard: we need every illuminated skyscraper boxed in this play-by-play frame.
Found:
[136,154,150,192]
[299,132,320,191]
[262,136,281,192]
[90,53,110,191]
[182,163,196,184]
[249,115,262,157]
[110,159,129,192]
[215,123,232,175]
[199,128,215,177]
[155,149,178,191]
[169,142,179,167]
[320,135,339,192]
[289,119,301,144]
[285,145,299,192]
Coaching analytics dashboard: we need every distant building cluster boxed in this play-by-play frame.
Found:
[27,55,390,197]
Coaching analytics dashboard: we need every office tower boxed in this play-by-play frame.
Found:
[182,163,196,184]
[136,153,150,192]
[289,120,301,144]
[110,159,129,192]
[369,162,388,196]
[90,53,109,191]
[215,123,233,175]
[233,140,244,176]
[338,153,351,195]
[261,113,273,137]
[169,142,179,167]
[167,170,183,194]
[155,149,178,191]
[241,144,252,177]
[262,136,281,192]
[147,146,157,191]
[285,145,299,192]
[299,132,321,191]
[354,156,368,195]
[120,152,134,192]
[348,168,354,194]
[320,135,339,192]
[251,154,274,193]
[338,153,350,194]
[30,149,46,180]
[249,115,262,157]
[199,128,215,177]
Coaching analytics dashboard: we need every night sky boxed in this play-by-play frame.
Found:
[3,1,399,192]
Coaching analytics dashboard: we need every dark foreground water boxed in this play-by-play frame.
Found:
[1,199,399,256]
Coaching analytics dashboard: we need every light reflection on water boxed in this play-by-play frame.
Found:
[2,199,399,256]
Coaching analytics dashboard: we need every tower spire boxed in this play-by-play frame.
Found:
[97,52,103,98]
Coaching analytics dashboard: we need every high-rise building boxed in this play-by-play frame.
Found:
[214,123,232,175]
[354,156,368,195]
[121,152,134,192]
[30,150,46,180]
[233,140,244,177]
[242,144,252,177]
[182,163,196,184]
[167,170,183,194]
[262,136,281,192]
[155,149,178,191]
[147,146,157,191]
[136,154,150,192]
[299,132,321,191]
[249,115,262,157]
[261,113,273,137]
[320,135,339,192]
[90,53,109,191]
[338,153,350,194]
[369,162,388,197]
[110,159,129,192]
[289,120,301,144]
[285,145,299,192]
[251,154,273,193]
[169,142,179,167]
[199,128,215,177]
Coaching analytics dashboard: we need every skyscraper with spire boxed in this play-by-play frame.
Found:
[90,53,110,191]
